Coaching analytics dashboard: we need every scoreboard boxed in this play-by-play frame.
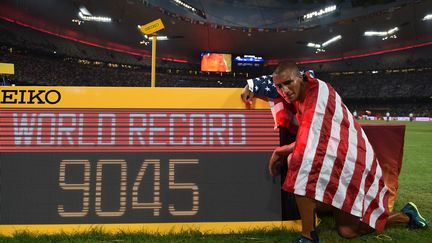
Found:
[0,87,302,235]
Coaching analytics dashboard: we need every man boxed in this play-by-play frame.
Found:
[242,62,428,242]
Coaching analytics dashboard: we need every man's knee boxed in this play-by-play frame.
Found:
[337,225,359,239]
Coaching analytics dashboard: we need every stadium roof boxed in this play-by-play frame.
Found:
[0,0,431,64]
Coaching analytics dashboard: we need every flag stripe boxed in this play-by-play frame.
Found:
[361,164,384,226]
[350,131,375,216]
[283,81,320,192]
[271,97,298,133]
[361,153,378,215]
[305,83,336,198]
[322,102,350,203]
[294,81,329,195]
[341,113,367,214]
[315,93,343,202]
[331,106,358,209]
[375,187,391,230]
[362,161,383,220]
[369,184,389,229]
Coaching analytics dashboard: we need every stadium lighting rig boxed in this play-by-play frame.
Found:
[423,14,432,21]
[307,35,342,53]
[79,6,91,16]
[78,12,111,22]
[172,0,206,19]
[139,35,169,45]
[148,36,169,41]
[364,27,399,40]
[77,6,112,23]
[139,40,149,46]
[72,19,84,25]
[137,25,169,45]
[300,5,337,22]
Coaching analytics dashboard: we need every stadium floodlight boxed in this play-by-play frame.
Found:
[307,43,321,48]
[149,36,169,41]
[382,34,397,40]
[315,48,325,54]
[139,40,149,45]
[173,0,196,12]
[72,19,84,25]
[142,35,169,41]
[79,6,92,16]
[423,14,432,21]
[77,6,111,23]
[387,27,399,35]
[364,31,384,36]
[78,12,111,22]
[364,27,399,36]
[172,0,206,18]
[307,35,341,53]
[302,5,337,21]
[322,35,342,47]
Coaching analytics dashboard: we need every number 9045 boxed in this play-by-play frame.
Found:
[58,159,199,217]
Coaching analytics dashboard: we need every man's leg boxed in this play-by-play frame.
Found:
[387,212,409,224]
[334,209,374,238]
[335,209,412,239]
[295,195,318,240]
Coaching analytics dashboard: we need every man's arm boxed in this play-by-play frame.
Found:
[241,75,279,104]
[241,71,315,103]
[241,85,255,104]
[268,142,295,177]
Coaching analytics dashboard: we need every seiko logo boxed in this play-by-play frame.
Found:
[0,89,61,104]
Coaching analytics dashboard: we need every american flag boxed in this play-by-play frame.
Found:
[282,74,390,231]
[270,97,298,134]
[247,75,298,133]
[247,70,315,99]
[247,75,279,99]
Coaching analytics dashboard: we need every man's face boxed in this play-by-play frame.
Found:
[273,69,304,102]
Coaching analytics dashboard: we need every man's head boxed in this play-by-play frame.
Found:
[273,62,306,103]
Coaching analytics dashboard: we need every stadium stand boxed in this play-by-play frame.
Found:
[2,44,431,117]
[1,17,431,117]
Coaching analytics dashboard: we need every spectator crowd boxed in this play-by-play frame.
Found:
[1,45,431,117]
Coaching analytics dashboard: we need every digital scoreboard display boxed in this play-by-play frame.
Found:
[0,87,299,235]
[233,55,264,72]
[200,53,232,72]
[0,87,406,235]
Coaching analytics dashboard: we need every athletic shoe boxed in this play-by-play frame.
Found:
[295,231,321,243]
[401,202,429,229]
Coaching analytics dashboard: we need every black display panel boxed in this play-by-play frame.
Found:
[0,152,281,224]
[0,108,283,225]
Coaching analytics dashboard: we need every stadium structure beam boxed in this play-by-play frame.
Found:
[152,35,157,88]
[139,19,165,88]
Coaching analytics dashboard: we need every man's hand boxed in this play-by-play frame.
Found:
[241,84,254,105]
[268,149,281,177]
[268,143,295,177]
